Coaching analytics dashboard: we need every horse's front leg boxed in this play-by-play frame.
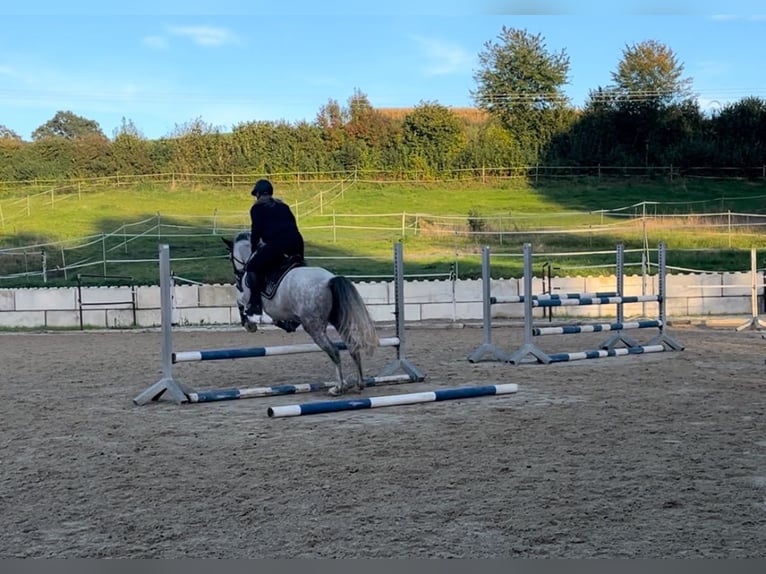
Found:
[238,304,258,332]
[237,284,259,333]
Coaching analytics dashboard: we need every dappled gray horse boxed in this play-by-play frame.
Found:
[223,232,378,395]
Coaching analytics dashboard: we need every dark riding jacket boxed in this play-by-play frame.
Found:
[247,196,304,273]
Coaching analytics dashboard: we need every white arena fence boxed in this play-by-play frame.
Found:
[1,248,765,330]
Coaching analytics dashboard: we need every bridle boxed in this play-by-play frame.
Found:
[228,242,249,293]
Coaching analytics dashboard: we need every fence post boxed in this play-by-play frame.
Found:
[60,246,67,281]
[728,210,732,248]
[41,250,47,284]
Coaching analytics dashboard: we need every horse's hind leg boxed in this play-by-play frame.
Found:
[303,321,348,395]
[349,348,366,392]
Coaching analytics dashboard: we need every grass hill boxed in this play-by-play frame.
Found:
[1,176,766,287]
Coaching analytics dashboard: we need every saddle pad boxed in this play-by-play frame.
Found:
[263,256,306,299]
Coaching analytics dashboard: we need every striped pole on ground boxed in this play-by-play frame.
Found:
[267,383,519,418]
[187,373,424,403]
[547,344,665,363]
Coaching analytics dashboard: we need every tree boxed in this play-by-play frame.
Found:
[315,98,348,152]
[578,40,698,167]
[402,101,465,174]
[343,89,401,170]
[31,110,106,141]
[112,117,145,140]
[0,124,22,141]
[112,117,154,175]
[609,40,693,109]
[458,120,523,171]
[0,124,25,180]
[167,117,230,174]
[711,96,766,165]
[472,27,570,162]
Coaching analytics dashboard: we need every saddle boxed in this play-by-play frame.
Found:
[262,254,306,299]
[244,255,306,333]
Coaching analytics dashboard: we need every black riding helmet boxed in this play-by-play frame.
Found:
[252,179,274,197]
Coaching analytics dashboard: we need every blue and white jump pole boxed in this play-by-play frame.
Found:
[188,373,425,403]
[267,383,519,418]
[467,242,683,366]
[133,242,425,406]
[546,344,666,363]
[173,336,402,363]
[532,319,661,336]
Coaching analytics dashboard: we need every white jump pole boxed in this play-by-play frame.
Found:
[267,383,519,418]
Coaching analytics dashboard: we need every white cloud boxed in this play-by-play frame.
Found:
[412,36,474,77]
[168,25,240,47]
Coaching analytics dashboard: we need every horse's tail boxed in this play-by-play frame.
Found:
[328,276,378,357]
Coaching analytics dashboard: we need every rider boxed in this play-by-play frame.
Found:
[245,178,305,316]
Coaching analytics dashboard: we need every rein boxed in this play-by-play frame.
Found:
[229,245,249,293]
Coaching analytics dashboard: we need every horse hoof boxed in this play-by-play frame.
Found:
[244,321,258,333]
[328,386,343,396]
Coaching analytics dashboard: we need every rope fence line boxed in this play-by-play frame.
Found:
[3,175,766,282]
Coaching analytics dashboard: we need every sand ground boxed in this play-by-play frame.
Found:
[1,322,765,558]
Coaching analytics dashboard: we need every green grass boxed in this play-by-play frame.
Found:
[2,177,766,287]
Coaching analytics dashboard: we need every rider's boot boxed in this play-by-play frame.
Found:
[245,271,263,316]
[246,292,262,317]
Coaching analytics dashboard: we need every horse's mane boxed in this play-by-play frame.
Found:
[234,231,250,244]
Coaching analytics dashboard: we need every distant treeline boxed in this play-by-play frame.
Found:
[1,94,765,184]
[4,31,766,184]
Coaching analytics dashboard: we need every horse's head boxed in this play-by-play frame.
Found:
[223,232,256,331]
[222,231,252,276]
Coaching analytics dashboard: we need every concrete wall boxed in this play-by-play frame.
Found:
[0,271,762,329]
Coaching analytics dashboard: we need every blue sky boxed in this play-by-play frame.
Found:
[1,0,764,140]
